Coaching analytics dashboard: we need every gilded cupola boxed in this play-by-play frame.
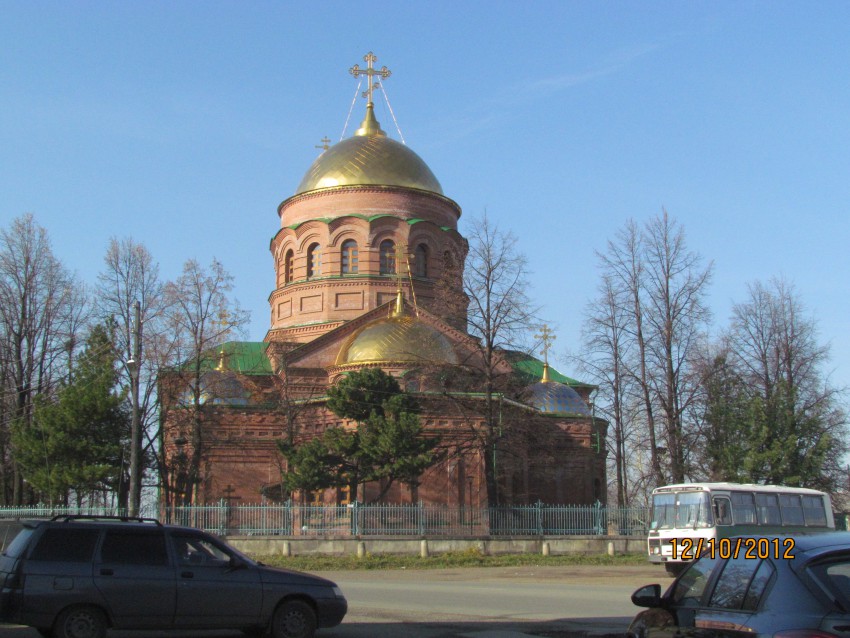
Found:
[336,293,458,366]
[294,53,443,196]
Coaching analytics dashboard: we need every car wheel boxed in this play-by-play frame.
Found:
[272,600,317,638]
[53,605,108,638]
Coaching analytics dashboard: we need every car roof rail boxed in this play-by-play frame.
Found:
[49,514,162,526]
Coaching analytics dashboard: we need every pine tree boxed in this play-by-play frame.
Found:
[13,324,129,505]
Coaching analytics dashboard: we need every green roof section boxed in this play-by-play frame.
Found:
[205,341,274,376]
[504,351,589,387]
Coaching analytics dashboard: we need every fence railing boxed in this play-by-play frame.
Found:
[0,502,650,538]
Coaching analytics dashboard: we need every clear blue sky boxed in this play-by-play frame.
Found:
[2,2,849,391]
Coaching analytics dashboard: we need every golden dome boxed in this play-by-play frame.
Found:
[337,314,458,366]
[295,104,443,196]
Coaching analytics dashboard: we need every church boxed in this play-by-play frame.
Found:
[161,53,607,509]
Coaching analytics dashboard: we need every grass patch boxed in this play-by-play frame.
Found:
[250,548,647,571]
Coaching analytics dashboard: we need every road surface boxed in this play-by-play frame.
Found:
[0,564,664,638]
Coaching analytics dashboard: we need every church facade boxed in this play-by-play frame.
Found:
[161,54,606,509]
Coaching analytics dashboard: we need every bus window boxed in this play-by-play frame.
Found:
[779,494,804,525]
[731,492,756,525]
[677,492,711,529]
[756,493,782,525]
[713,497,732,525]
[651,493,676,529]
[802,495,827,526]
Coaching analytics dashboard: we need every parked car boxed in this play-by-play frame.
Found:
[0,515,347,638]
[628,532,850,638]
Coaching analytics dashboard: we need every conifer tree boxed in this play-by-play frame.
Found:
[13,324,129,505]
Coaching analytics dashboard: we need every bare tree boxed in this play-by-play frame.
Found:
[596,219,664,487]
[0,214,89,504]
[161,258,249,505]
[457,214,539,505]
[578,275,637,506]
[95,237,165,513]
[589,212,712,495]
[641,211,713,483]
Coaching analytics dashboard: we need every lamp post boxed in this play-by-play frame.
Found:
[127,300,142,517]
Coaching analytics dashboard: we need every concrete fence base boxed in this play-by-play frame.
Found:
[227,535,645,557]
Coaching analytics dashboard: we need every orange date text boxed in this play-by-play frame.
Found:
[670,537,795,561]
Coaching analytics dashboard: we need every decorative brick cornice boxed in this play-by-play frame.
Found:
[278,184,461,218]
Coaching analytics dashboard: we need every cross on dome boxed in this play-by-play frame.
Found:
[534,325,557,382]
[349,51,391,105]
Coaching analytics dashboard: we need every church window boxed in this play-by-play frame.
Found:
[283,249,294,284]
[379,239,396,275]
[341,240,358,274]
[307,243,321,279]
[414,244,428,277]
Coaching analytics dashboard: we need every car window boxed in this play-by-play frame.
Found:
[171,533,232,567]
[742,559,774,611]
[671,555,721,607]
[100,530,168,566]
[29,528,100,562]
[2,527,35,558]
[709,556,763,610]
[808,556,850,607]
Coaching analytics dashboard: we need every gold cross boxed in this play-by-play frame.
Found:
[534,325,556,366]
[350,51,391,105]
[315,136,331,151]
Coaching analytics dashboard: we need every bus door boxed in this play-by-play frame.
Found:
[713,496,732,527]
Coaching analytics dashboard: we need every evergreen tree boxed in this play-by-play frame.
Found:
[13,324,129,505]
[279,369,437,503]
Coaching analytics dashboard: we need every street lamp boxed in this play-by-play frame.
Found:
[127,300,142,517]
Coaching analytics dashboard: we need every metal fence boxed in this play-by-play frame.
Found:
[0,502,650,538]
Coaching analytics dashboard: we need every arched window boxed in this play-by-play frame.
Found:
[379,239,396,275]
[283,249,294,284]
[341,240,358,274]
[307,243,321,279]
[414,244,428,278]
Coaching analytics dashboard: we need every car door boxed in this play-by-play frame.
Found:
[169,531,262,628]
[93,528,176,629]
[688,556,773,638]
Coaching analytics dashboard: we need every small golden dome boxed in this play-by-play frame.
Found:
[295,104,443,196]
[337,314,458,366]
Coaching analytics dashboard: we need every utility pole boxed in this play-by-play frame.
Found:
[128,300,142,517]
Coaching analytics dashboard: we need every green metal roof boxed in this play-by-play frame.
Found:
[505,351,590,387]
[203,341,273,375]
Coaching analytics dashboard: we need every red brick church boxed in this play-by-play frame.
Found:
[161,53,606,508]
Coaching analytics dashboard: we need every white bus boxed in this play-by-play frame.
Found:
[648,482,834,575]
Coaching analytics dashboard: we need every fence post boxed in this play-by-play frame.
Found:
[593,499,604,535]
[350,501,360,536]
[536,500,544,536]
[418,501,425,536]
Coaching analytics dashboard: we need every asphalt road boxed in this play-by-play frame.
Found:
[0,564,664,638]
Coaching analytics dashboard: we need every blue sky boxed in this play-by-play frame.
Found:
[2,2,849,392]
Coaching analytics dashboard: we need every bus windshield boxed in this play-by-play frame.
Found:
[651,491,712,530]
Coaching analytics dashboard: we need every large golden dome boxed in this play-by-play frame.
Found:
[295,105,443,196]
[337,313,458,366]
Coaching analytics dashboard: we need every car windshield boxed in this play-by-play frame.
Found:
[651,491,712,530]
